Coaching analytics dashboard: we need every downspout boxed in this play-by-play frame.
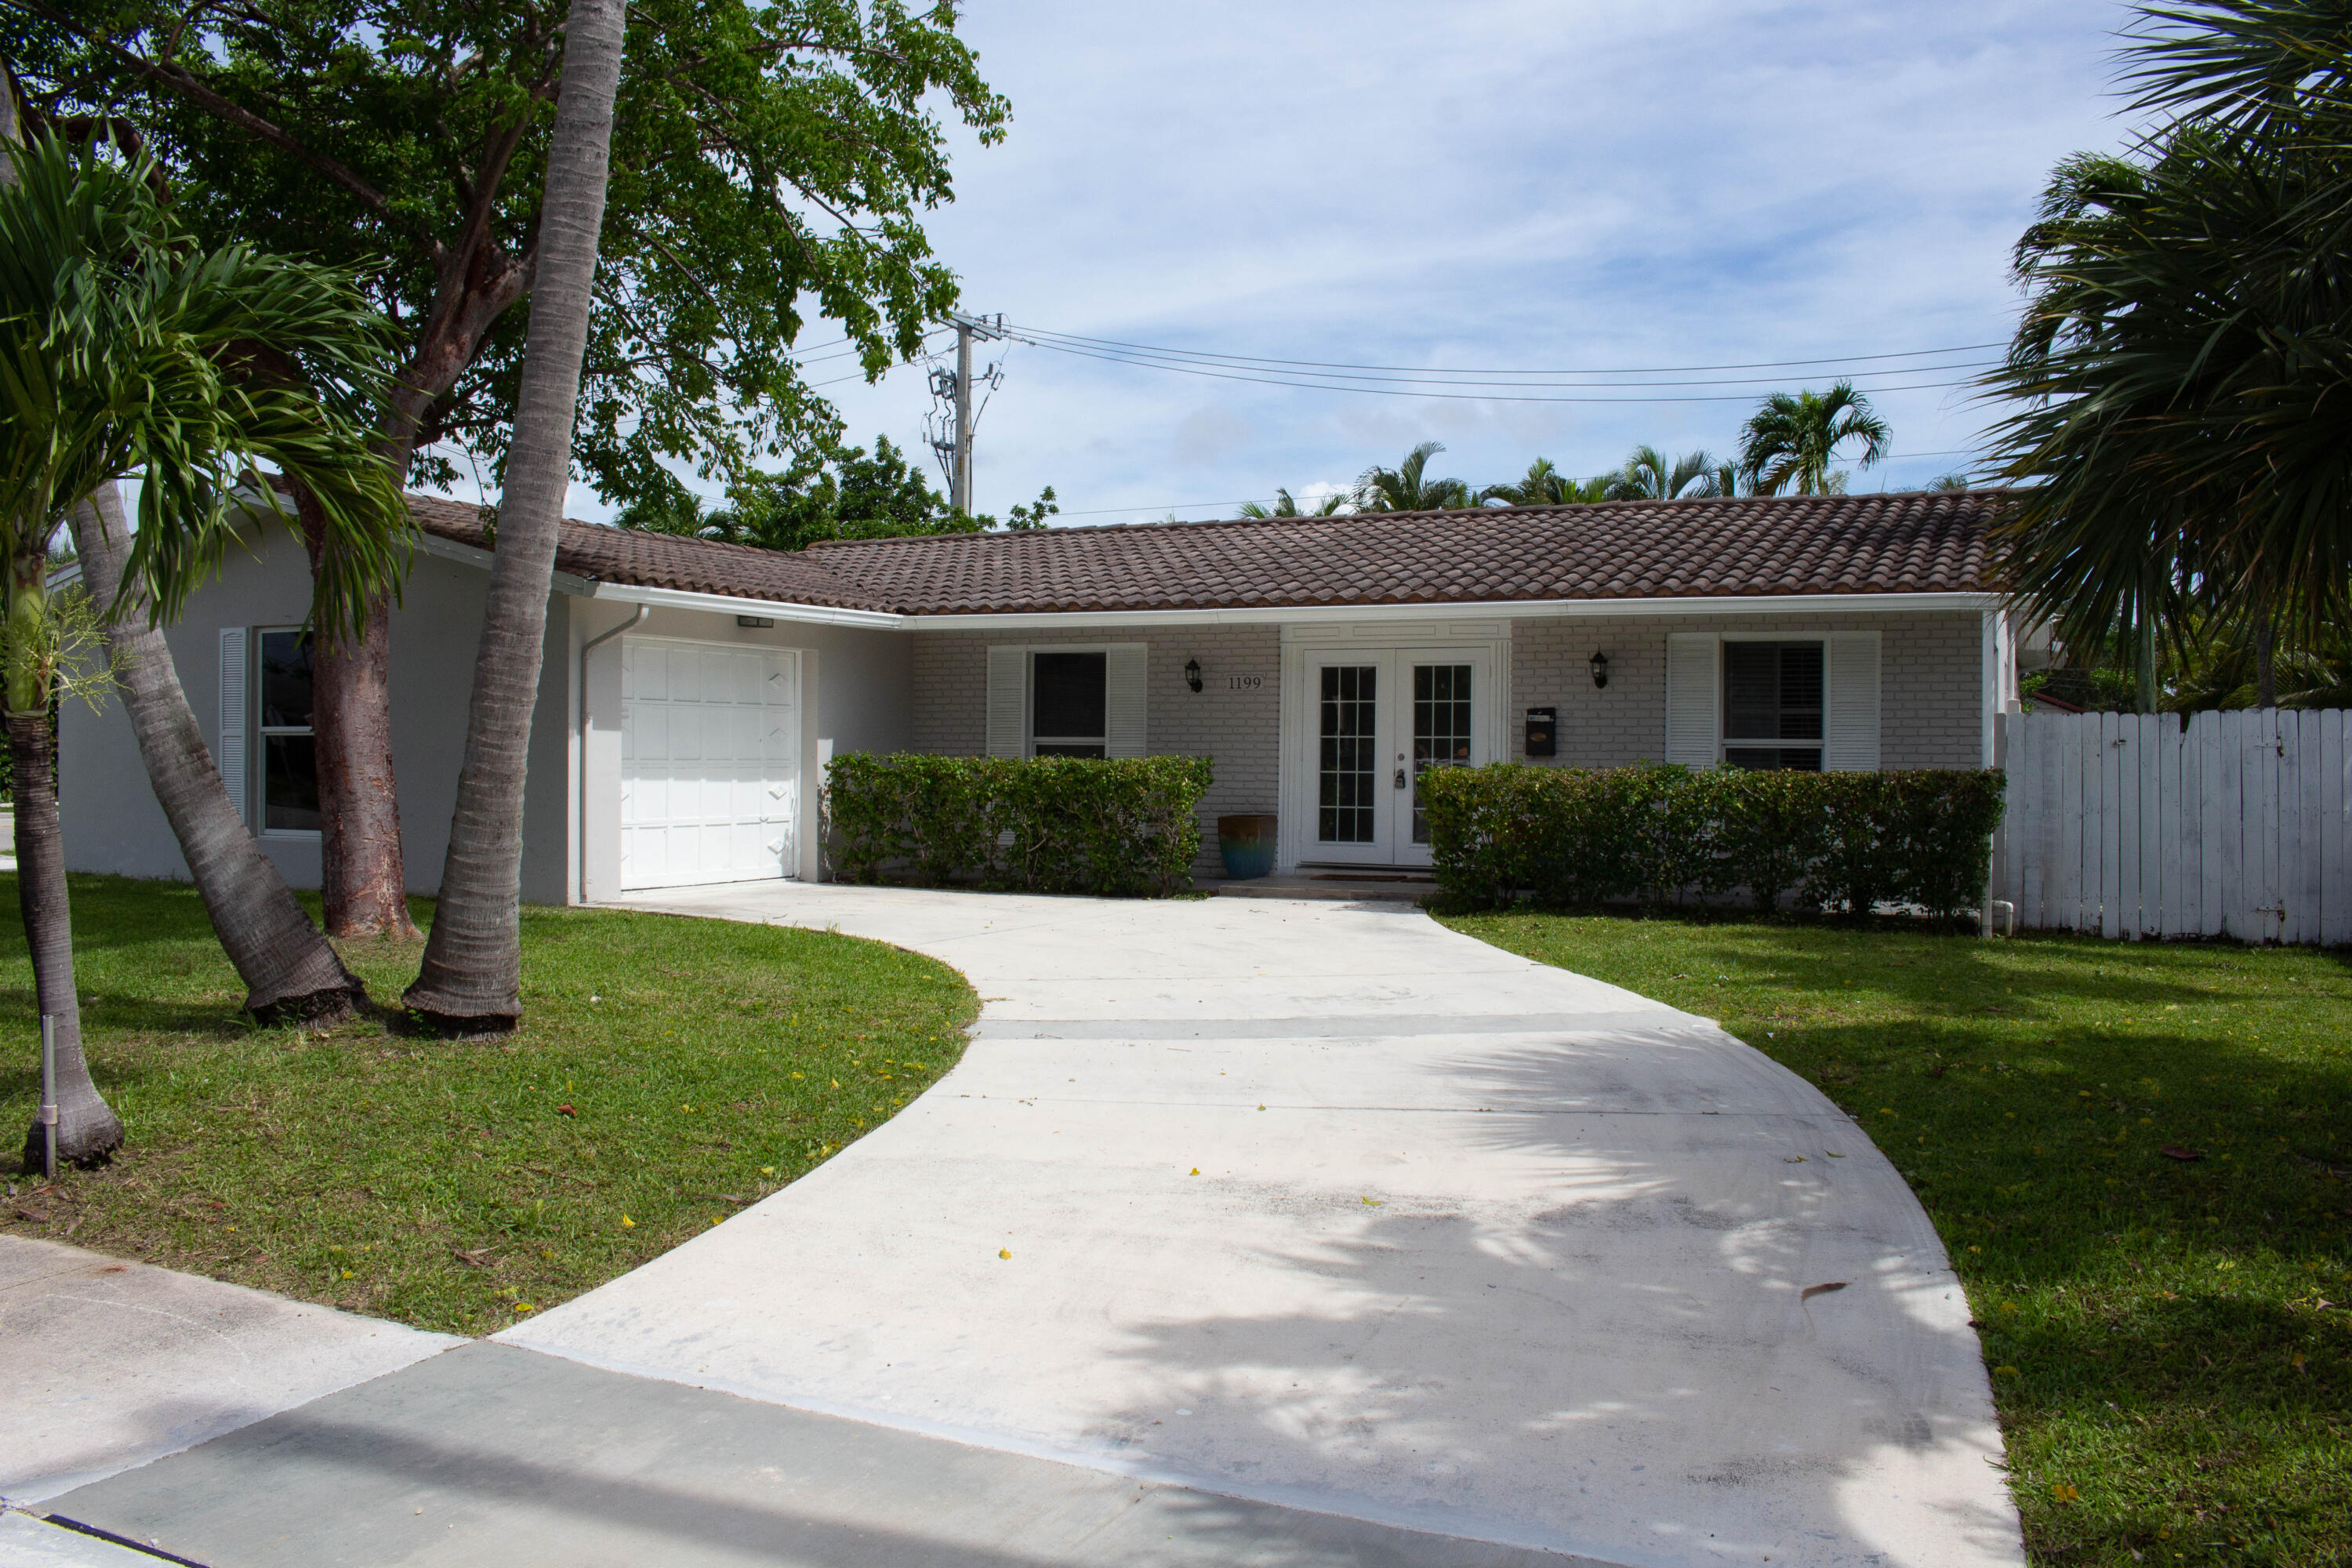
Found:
[577,601,648,903]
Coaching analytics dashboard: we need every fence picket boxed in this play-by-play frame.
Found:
[2324,710,2349,946]
[2156,715,2183,936]
[2126,714,2145,940]
[2057,714,2085,929]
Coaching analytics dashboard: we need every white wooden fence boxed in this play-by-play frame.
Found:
[1993,709,2352,945]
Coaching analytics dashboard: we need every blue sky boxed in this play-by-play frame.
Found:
[555,0,2140,526]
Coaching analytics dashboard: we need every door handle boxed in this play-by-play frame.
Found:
[1394,767,1407,790]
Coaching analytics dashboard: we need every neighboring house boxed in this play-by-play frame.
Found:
[61,489,2019,898]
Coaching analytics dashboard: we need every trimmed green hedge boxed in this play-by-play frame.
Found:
[824,753,1213,898]
[1421,763,2005,919]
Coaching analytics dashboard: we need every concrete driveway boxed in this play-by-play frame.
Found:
[38,884,2019,1566]
[496,884,2020,1568]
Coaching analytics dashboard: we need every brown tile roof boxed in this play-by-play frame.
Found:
[405,492,884,611]
[406,488,2003,618]
[799,490,2002,614]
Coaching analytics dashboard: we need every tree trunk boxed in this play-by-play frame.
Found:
[2255,617,2278,710]
[6,546,123,1165]
[291,482,419,940]
[404,0,625,1033]
[69,486,366,1021]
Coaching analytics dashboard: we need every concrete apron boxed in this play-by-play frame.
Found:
[486,884,2023,1568]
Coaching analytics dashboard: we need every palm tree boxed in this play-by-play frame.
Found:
[0,129,406,1162]
[1737,384,1891,496]
[1237,487,1347,519]
[1352,441,1472,512]
[1983,2,2352,709]
[1479,457,1613,506]
[1608,445,1730,501]
[405,0,627,1033]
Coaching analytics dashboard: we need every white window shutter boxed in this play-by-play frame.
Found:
[218,627,249,823]
[1105,644,1149,757]
[1826,630,1882,771]
[985,644,1027,758]
[1664,633,1720,767]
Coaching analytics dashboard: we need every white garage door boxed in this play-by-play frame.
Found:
[620,637,799,891]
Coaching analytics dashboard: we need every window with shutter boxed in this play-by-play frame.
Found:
[985,645,1026,758]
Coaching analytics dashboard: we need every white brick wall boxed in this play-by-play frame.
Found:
[1508,610,1984,770]
[908,608,1987,879]
[909,626,1282,876]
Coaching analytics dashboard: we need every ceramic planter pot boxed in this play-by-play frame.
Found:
[1216,813,1278,880]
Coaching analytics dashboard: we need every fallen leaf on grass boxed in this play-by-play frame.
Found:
[1801,1281,1849,1301]
[2051,1483,2079,1504]
[556,1105,575,1117]
[619,1215,635,1229]
[2159,1145,2205,1162]
[452,1247,492,1267]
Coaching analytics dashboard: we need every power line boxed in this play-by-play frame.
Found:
[1007,323,2008,378]
[1006,336,1996,391]
[1009,336,1979,404]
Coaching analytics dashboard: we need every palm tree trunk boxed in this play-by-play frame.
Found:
[289,481,419,940]
[6,550,122,1167]
[69,485,365,1021]
[404,0,625,1032]
[2255,617,2278,709]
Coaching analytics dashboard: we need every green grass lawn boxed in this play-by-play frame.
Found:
[1,873,975,1336]
[1442,909,2352,1568]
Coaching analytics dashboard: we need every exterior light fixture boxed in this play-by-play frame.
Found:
[1185,658,1203,693]
[1589,651,1610,689]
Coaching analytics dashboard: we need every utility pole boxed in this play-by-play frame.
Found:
[931,312,1004,514]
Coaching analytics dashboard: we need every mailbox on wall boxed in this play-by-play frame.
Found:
[1525,706,1557,758]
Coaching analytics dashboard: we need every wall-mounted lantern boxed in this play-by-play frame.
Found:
[1589,651,1610,689]
[1185,658,1203,693]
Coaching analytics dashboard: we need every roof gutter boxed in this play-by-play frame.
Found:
[898,590,2002,633]
[584,579,908,631]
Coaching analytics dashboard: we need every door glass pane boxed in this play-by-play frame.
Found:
[1317,664,1377,843]
[1410,663,1473,844]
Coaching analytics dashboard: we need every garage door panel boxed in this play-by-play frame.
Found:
[619,637,798,891]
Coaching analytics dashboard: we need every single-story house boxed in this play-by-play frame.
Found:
[62,488,2022,898]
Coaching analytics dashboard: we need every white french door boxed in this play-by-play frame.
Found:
[1297,646,1494,868]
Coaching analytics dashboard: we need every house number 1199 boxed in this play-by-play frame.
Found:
[1226,675,1263,691]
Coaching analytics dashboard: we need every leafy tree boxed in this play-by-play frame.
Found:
[5,0,1008,933]
[1606,444,1730,501]
[0,131,405,1157]
[1983,0,2352,709]
[1237,486,1348,519]
[1737,383,1891,496]
[406,0,623,1033]
[1352,441,1472,512]
[619,434,1057,550]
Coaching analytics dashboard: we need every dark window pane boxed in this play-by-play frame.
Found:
[1033,742,1106,758]
[1780,644,1823,740]
[260,630,314,730]
[1725,746,1823,772]
[1033,652,1106,741]
[1724,641,1824,750]
[263,735,321,831]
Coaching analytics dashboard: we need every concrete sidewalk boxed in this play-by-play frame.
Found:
[40,885,2020,1566]
[0,1236,460,1505]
